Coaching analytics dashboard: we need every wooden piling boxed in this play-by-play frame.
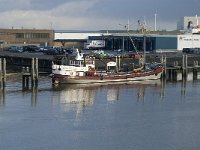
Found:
[161,56,167,79]
[0,87,5,105]
[31,58,35,87]
[22,58,39,88]
[0,58,6,88]
[193,68,198,80]
[0,58,2,87]
[182,54,188,80]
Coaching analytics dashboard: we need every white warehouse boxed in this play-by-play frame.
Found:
[54,31,102,40]
[53,30,200,51]
[177,34,200,50]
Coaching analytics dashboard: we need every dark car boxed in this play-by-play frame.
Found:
[182,48,200,54]
[23,45,40,52]
[8,46,23,53]
[43,48,59,55]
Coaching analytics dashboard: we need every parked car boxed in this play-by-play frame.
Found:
[43,48,59,55]
[39,46,53,52]
[182,48,200,54]
[23,45,40,52]
[8,46,23,53]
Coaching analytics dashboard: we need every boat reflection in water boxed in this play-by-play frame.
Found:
[51,79,163,107]
[52,84,97,113]
[107,88,120,102]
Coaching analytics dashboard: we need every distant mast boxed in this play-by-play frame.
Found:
[127,19,130,31]
[196,14,199,25]
[154,12,157,31]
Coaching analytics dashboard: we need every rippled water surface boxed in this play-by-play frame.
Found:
[1,77,200,150]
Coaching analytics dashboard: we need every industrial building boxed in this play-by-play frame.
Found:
[0,28,54,47]
[177,34,200,50]
[0,28,199,52]
[54,30,200,52]
[87,34,177,51]
[54,30,103,49]
[54,30,178,52]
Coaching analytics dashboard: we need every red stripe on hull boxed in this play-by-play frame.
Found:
[51,67,163,84]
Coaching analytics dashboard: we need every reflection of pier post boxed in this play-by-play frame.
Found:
[0,88,5,106]
[31,87,38,107]
[181,77,187,96]
[193,61,199,80]
[182,54,188,80]
[137,87,145,102]
[160,74,166,99]
[0,58,6,89]
[160,55,167,98]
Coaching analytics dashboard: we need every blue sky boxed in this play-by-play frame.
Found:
[0,0,200,30]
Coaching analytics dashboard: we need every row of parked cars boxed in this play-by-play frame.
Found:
[182,48,200,54]
[7,45,74,55]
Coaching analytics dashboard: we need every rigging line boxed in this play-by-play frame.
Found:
[126,27,138,55]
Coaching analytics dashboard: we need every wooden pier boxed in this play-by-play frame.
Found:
[161,54,200,81]
[0,57,39,89]
[1,50,200,87]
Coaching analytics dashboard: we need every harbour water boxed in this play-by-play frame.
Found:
[1,77,200,150]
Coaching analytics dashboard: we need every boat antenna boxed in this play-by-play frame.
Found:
[196,14,199,25]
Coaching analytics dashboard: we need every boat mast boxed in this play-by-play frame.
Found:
[119,22,138,55]
[125,27,138,55]
[138,19,146,66]
[143,34,146,65]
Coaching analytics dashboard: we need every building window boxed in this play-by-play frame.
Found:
[16,33,50,39]
[16,33,24,38]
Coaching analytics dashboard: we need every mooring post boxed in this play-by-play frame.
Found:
[193,68,198,80]
[22,66,30,89]
[164,56,167,78]
[185,55,188,80]
[0,58,6,88]
[0,88,5,105]
[35,58,39,87]
[186,55,188,71]
[3,58,6,87]
[115,56,118,72]
[0,58,2,88]
[31,58,35,87]
[182,54,187,80]
[194,60,198,67]
[161,55,167,79]
[182,54,185,69]
[168,69,172,81]
[31,58,39,87]
[118,56,121,71]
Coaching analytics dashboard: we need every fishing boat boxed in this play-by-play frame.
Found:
[51,49,163,84]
